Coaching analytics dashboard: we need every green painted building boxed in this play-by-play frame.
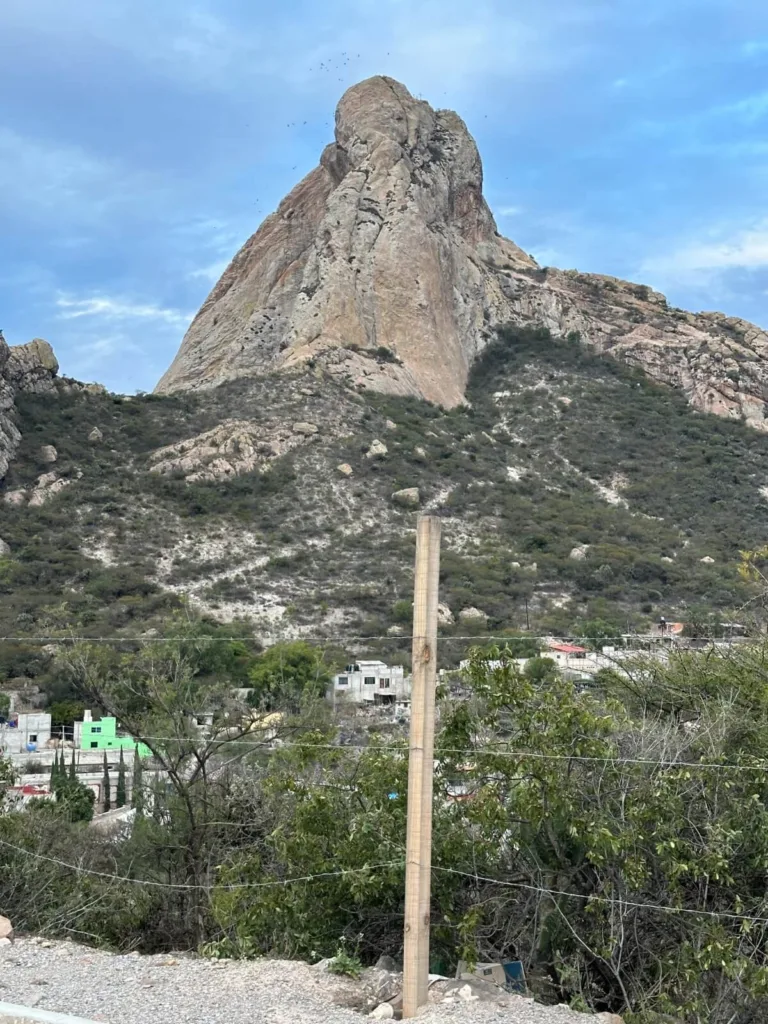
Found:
[79,716,151,758]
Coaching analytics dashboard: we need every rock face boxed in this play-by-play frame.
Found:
[157,76,768,430]
[0,337,60,481]
[6,339,59,393]
[156,75,535,406]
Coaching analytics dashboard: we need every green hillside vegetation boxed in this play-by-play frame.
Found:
[1,326,765,702]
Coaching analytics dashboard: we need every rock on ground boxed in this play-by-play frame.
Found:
[0,939,621,1024]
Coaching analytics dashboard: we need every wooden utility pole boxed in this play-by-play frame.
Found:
[403,515,441,1018]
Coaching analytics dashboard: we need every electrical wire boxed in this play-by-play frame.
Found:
[21,737,768,774]
[0,837,402,891]
[0,633,753,644]
[2,834,766,925]
[431,866,768,925]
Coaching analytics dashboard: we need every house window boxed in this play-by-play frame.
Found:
[379,679,388,689]
[29,734,37,743]
[337,676,349,686]
[92,726,102,734]
[90,742,98,749]
[364,677,376,686]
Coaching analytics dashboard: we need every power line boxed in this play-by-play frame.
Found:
[0,837,402,892]
[33,737,768,774]
[431,866,768,925]
[2,833,766,926]
[0,633,753,644]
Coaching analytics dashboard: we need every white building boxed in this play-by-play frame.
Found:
[330,660,409,706]
[0,712,52,757]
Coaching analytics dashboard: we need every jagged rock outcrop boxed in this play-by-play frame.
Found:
[6,338,59,393]
[0,337,60,481]
[157,76,768,430]
[0,336,21,481]
[0,337,109,483]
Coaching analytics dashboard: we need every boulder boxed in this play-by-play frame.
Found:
[700,555,715,564]
[0,538,10,557]
[413,446,428,461]
[337,463,354,477]
[569,544,590,561]
[459,607,488,623]
[368,1004,394,1020]
[88,426,103,442]
[3,489,26,506]
[292,421,319,436]
[40,444,58,463]
[392,487,420,507]
[0,915,13,942]
[429,976,502,1004]
[437,603,454,626]
[367,439,388,459]
[28,472,71,508]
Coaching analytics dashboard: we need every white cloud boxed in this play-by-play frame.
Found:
[56,295,193,328]
[497,205,523,217]
[641,219,768,278]
[0,128,118,219]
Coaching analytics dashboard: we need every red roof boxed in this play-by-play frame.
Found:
[549,643,588,655]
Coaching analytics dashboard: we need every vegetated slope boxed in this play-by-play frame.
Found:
[1,326,766,690]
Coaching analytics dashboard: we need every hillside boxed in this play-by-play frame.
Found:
[2,325,766,700]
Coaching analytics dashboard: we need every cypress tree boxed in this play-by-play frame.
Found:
[102,752,111,812]
[69,747,76,780]
[116,748,127,808]
[49,750,58,789]
[131,748,144,815]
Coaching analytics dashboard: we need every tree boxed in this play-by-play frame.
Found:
[50,773,95,823]
[131,749,144,814]
[574,617,625,651]
[247,640,332,711]
[522,655,557,683]
[0,692,10,718]
[0,753,15,808]
[102,752,111,812]
[69,747,76,780]
[61,625,312,946]
[116,749,127,808]
[48,700,86,729]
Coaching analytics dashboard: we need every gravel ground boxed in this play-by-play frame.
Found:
[0,940,613,1024]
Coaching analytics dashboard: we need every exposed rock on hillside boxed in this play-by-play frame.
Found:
[158,76,768,430]
[149,418,327,483]
[0,336,110,483]
[0,336,61,480]
[6,338,59,393]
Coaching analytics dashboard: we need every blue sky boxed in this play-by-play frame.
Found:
[2,0,768,392]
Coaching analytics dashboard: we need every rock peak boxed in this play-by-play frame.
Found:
[156,77,534,405]
[157,78,768,431]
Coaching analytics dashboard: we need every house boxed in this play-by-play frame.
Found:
[75,711,152,758]
[330,660,409,706]
[0,711,52,756]
[5,783,52,809]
